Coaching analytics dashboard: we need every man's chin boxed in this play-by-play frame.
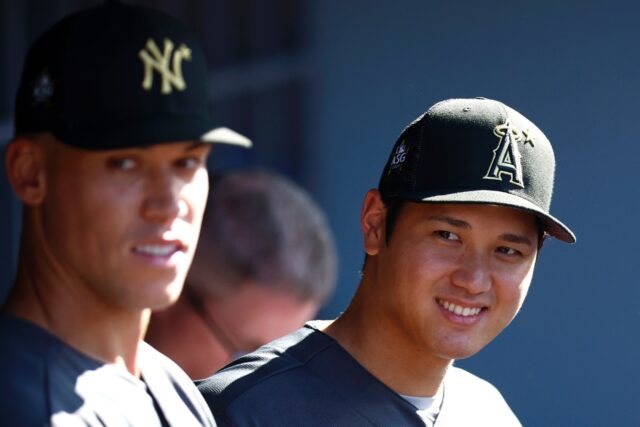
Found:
[436,342,486,362]
[141,277,185,311]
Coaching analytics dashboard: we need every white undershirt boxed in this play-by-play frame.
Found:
[399,385,444,427]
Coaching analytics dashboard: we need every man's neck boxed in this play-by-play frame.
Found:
[3,256,149,376]
[323,283,452,397]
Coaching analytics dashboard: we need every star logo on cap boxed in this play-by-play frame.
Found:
[522,129,535,147]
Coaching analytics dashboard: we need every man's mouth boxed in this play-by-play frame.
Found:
[437,298,484,317]
[132,243,181,257]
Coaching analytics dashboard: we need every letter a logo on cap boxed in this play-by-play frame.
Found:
[483,121,525,188]
[139,38,192,94]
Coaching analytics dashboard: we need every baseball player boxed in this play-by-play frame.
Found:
[197,98,575,426]
[147,169,337,379]
[0,1,250,425]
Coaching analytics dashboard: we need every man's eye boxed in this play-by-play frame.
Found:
[175,157,202,170]
[107,157,137,171]
[435,230,460,241]
[497,246,521,256]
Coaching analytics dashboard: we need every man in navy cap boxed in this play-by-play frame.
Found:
[0,2,249,425]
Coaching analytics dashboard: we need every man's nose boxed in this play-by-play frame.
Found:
[140,169,186,223]
[450,252,491,295]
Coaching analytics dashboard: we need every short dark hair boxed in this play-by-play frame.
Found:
[188,169,337,303]
[381,197,405,244]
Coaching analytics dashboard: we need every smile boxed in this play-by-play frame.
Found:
[437,299,483,317]
[133,244,180,257]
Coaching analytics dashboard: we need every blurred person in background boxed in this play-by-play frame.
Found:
[147,169,337,379]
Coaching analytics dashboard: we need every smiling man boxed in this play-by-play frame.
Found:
[197,98,575,426]
[0,2,249,426]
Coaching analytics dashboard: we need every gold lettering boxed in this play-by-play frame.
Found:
[139,38,192,94]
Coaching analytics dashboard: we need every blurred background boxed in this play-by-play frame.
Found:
[1,0,638,424]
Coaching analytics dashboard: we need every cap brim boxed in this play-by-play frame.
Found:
[397,189,576,243]
[54,119,252,150]
[201,127,252,148]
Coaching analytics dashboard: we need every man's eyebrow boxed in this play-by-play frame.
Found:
[427,215,471,229]
[500,233,534,247]
[428,215,535,246]
[185,141,210,151]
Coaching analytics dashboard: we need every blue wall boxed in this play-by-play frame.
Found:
[308,1,640,424]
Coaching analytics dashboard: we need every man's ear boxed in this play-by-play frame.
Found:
[360,189,386,256]
[5,137,46,206]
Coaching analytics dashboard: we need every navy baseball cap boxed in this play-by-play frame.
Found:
[379,97,575,243]
[14,0,251,150]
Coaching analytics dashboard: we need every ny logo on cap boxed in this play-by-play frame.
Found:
[139,38,192,94]
[483,121,534,188]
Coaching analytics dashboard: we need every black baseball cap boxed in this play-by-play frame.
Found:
[379,97,575,243]
[14,0,251,150]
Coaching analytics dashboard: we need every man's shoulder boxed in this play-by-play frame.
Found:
[0,314,61,388]
[0,313,56,353]
[197,325,321,400]
[197,325,352,425]
[197,324,423,427]
[0,316,215,426]
[0,315,72,425]
[438,366,521,426]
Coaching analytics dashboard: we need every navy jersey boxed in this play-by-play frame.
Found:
[197,323,520,427]
[0,314,216,426]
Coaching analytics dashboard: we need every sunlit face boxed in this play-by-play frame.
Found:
[365,197,539,362]
[40,136,211,312]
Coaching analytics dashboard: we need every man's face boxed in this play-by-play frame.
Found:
[41,136,211,312]
[364,196,538,362]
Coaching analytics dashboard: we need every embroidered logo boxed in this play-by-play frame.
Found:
[33,70,54,103]
[483,121,530,188]
[139,38,192,94]
[389,140,409,172]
